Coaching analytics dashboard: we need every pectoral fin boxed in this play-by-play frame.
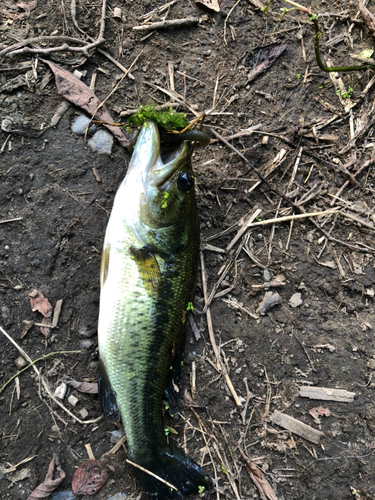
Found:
[129,246,161,295]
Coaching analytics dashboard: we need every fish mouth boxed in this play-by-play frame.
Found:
[130,121,190,188]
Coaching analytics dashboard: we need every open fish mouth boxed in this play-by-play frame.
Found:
[126,120,190,188]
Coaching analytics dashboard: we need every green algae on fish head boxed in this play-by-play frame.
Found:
[128,104,189,132]
[125,120,198,257]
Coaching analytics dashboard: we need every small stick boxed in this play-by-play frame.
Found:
[226,209,262,252]
[3,0,107,58]
[203,243,243,313]
[126,459,178,491]
[240,378,254,425]
[200,252,242,407]
[0,325,101,425]
[133,17,198,31]
[210,128,375,254]
[330,159,374,206]
[101,434,127,458]
[0,217,22,224]
[0,350,80,395]
[191,361,196,398]
[85,444,95,460]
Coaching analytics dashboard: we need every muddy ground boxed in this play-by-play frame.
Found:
[1,0,375,499]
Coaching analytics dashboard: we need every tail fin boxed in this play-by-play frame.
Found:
[131,442,212,499]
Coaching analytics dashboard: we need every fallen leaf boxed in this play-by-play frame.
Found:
[247,44,286,83]
[7,467,30,483]
[194,0,220,12]
[27,454,65,500]
[359,0,375,37]
[42,60,129,148]
[29,289,53,317]
[72,460,114,496]
[257,291,282,315]
[309,406,331,420]
[62,376,98,394]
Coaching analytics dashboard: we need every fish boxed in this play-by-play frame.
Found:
[98,120,211,499]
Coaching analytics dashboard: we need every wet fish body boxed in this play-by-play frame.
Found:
[98,121,211,498]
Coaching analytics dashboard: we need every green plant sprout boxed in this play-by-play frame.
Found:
[186,302,194,311]
[296,74,301,79]
[336,87,353,99]
[198,485,205,494]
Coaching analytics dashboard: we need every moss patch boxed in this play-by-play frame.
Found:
[128,104,189,131]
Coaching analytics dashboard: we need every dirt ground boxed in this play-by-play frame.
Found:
[1,0,375,499]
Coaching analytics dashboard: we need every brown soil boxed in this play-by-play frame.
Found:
[1,1,375,499]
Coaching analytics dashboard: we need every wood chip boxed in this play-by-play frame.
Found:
[51,299,63,328]
[270,410,324,444]
[299,386,356,402]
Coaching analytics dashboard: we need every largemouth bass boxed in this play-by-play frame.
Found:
[98,120,211,498]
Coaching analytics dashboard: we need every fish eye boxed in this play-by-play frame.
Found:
[177,172,193,191]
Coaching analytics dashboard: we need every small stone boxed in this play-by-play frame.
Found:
[79,339,95,350]
[113,7,122,18]
[15,356,27,369]
[68,395,78,407]
[289,292,303,308]
[50,491,76,500]
[71,115,96,135]
[367,359,375,370]
[88,130,114,155]
[306,233,314,243]
[107,494,128,500]
[263,269,271,282]
[54,382,68,399]
[107,429,125,444]
[51,425,59,433]
[88,361,99,370]
[1,118,12,132]
[79,408,89,419]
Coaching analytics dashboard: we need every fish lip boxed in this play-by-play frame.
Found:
[151,140,190,188]
[127,120,190,188]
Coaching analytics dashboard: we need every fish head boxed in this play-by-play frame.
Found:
[124,120,198,256]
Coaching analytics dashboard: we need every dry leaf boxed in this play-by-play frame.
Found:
[62,376,98,394]
[194,0,220,12]
[359,0,375,37]
[29,289,53,318]
[72,460,114,496]
[258,291,282,315]
[247,44,286,83]
[42,60,130,148]
[309,406,331,420]
[27,454,65,500]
